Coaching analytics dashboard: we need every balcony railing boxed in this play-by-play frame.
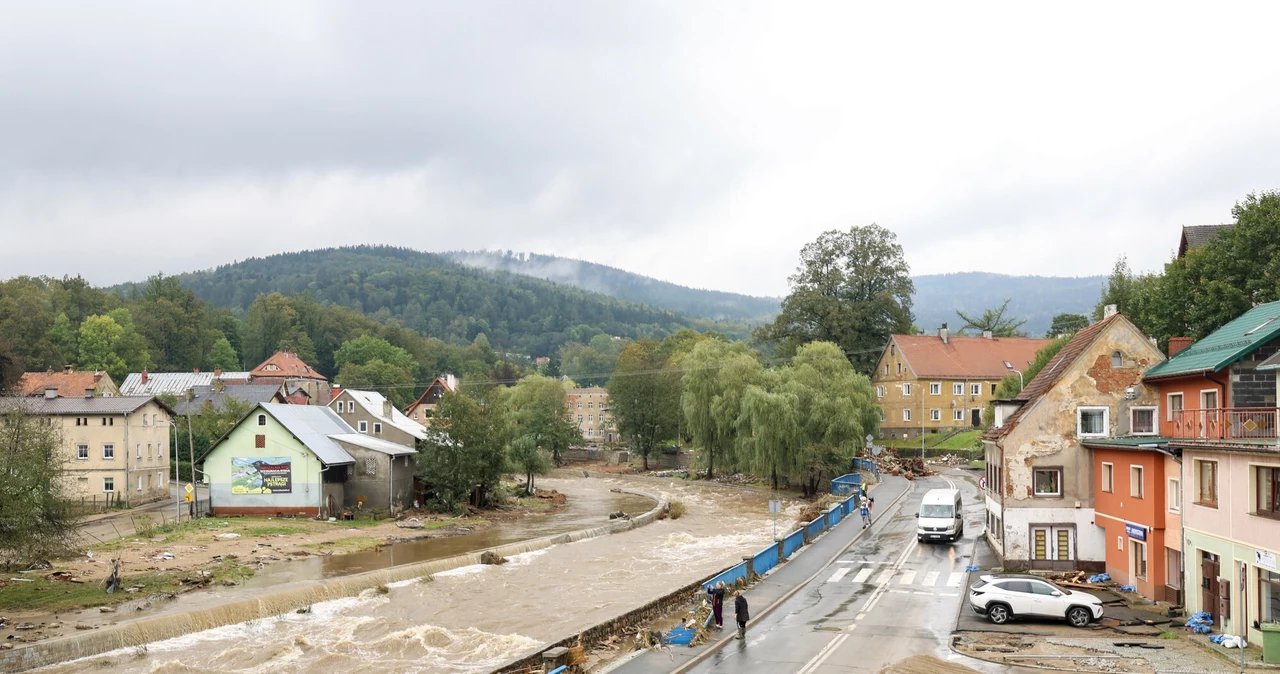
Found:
[1169,408,1280,442]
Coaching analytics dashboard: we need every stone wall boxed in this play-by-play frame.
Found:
[1230,336,1279,408]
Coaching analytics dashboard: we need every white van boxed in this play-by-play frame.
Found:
[916,488,963,543]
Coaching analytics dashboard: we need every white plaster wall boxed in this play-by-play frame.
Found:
[1002,507,1106,563]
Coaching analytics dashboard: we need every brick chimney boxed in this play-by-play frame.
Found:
[982,330,993,339]
[1104,304,1118,319]
[214,368,222,377]
[938,323,949,344]
[140,369,148,385]
[1168,337,1194,357]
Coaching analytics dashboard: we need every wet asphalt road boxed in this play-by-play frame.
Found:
[685,471,1001,674]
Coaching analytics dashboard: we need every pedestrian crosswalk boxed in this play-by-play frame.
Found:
[824,566,968,589]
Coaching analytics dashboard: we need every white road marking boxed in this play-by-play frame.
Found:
[795,634,847,674]
[899,570,916,585]
[948,572,963,587]
[875,569,894,584]
[827,567,851,583]
[851,567,873,583]
[923,571,939,587]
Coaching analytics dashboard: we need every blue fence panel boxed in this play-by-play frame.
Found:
[782,529,804,559]
[752,545,778,576]
[829,507,841,527]
[831,473,862,495]
[806,518,824,540]
[702,561,749,592]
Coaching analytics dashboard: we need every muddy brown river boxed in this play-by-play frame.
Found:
[38,475,798,674]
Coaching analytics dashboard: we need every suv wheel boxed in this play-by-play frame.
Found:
[987,603,1012,625]
[1067,606,1092,627]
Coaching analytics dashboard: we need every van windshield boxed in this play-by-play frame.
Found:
[920,504,954,518]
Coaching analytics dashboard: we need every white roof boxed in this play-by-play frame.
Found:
[331,433,418,457]
[336,390,427,440]
[258,403,356,466]
[121,371,252,396]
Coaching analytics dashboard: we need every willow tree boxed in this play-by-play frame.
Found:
[681,340,763,479]
[735,378,799,491]
[783,341,879,497]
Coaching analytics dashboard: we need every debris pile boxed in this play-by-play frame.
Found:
[479,551,508,565]
[928,454,975,468]
[1183,612,1213,634]
[795,494,842,524]
[532,488,567,505]
[874,451,933,480]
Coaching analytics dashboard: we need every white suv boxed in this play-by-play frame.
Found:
[969,574,1104,627]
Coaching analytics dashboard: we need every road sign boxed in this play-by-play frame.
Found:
[184,492,193,502]
[768,500,781,514]
[871,445,882,456]
[184,483,194,494]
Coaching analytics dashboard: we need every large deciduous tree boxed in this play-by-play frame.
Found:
[783,341,879,497]
[503,375,576,491]
[681,340,763,479]
[0,399,79,564]
[1046,313,1089,338]
[607,339,681,470]
[955,299,1027,337]
[754,224,914,374]
[415,389,509,510]
[333,335,419,406]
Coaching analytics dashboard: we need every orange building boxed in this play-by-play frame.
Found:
[1086,440,1181,603]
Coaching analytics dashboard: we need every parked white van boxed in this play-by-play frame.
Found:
[916,488,963,543]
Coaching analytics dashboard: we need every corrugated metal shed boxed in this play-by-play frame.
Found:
[1143,301,1280,380]
[120,372,252,396]
[172,385,283,416]
[5,396,160,415]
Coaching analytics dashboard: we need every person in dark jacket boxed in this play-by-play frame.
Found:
[708,581,726,629]
[734,591,749,640]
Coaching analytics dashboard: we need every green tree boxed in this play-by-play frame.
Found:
[0,340,21,392]
[783,341,879,497]
[50,313,78,367]
[415,389,509,510]
[607,339,681,470]
[1046,313,1090,338]
[106,308,154,375]
[504,375,577,490]
[77,314,128,381]
[336,360,416,407]
[681,340,763,479]
[243,293,312,366]
[754,224,914,373]
[333,335,416,372]
[735,377,798,491]
[0,400,80,563]
[204,336,241,371]
[955,298,1027,337]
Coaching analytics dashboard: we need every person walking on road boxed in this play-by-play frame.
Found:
[709,581,726,630]
[860,497,871,528]
[734,591,749,640]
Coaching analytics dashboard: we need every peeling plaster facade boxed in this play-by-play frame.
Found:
[983,317,1165,570]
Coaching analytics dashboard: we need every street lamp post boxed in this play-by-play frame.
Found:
[1004,361,1024,391]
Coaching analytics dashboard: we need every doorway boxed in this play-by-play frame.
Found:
[971,408,981,428]
[1031,526,1075,569]
[1201,551,1221,622]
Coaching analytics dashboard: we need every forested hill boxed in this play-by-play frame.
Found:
[447,250,782,322]
[912,272,1106,338]
[168,246,749,356]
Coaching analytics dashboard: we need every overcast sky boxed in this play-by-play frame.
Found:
[3,2,1280,298]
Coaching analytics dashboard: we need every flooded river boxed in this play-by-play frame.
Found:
[40,475,796,674]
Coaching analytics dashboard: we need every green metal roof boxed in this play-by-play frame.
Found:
[1143,301,1280,380]
[1081,436,1169,449]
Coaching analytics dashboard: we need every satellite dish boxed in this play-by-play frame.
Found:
[871,445,882,456]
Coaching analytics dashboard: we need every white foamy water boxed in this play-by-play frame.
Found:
[36,476,788,674]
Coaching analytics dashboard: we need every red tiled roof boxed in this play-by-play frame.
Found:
[893,335,1053,380]
[249,351,326,381]
[16,370,114,398]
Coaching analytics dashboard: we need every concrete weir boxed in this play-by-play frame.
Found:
[0,490,666,674]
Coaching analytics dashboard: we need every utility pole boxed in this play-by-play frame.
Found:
[921,384,926,462]
[172,421,180,523]
[185,388,197,520]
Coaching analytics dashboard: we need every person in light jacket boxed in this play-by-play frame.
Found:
[734,591,749,640]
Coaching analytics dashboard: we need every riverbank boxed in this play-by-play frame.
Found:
[0,487,569,648]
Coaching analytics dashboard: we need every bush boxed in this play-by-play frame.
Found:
[668,500,687,520]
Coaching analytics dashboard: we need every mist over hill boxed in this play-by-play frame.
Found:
[912,272,1105,337]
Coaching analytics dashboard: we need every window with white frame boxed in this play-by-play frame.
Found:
[347,401,356,413]
[136,443,142,459]
[373,422,382,434]
[953,383,964,395]
[358,420,368,433]
[1077,407,1109,437]
[902,383,912,396]
[1033,468,1062,497]
[903,408,911,421]
[970,383,982,396]
[1130,465,1144,498]
[137,476,143,491]
[1168,478,1180,513]
[930,409,941,421]
[876,386,885,398]
[103,477,114,493]
[102,443,115,460]
[1167,393,1183,421]
[1131,407,1157,435]
[930,382,941,395]
[76,444,89,460]
[1101,462,1114,493]
[954,409,965,421]
[1131,539,1147,579]
[1196,459,1218,506]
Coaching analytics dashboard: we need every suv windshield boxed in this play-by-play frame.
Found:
[920,504,953,518]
